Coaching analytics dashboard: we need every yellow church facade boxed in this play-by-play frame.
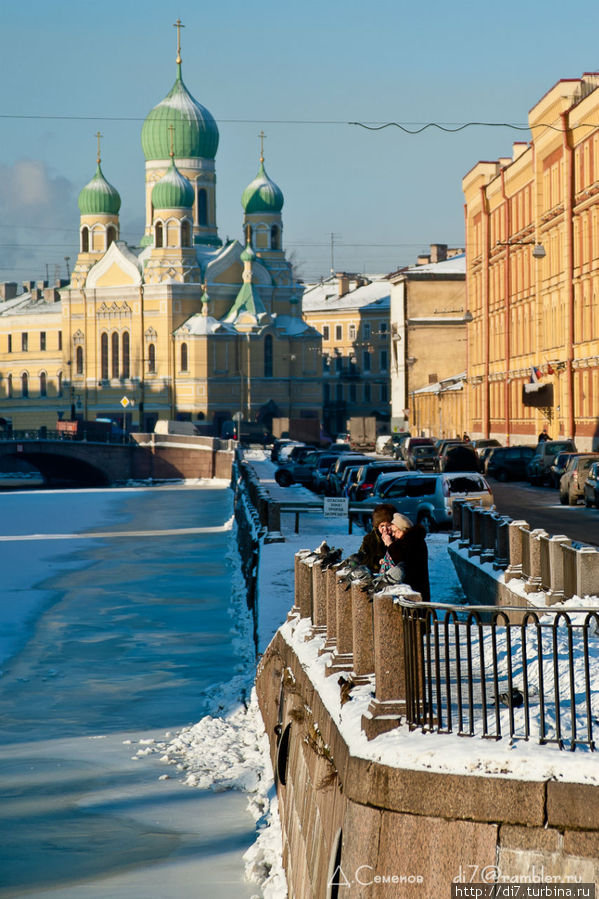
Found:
[463,72,599,450]
[0,31,322,436]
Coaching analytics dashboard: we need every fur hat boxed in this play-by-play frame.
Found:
[372,504,395,530]
[391,512,413,531]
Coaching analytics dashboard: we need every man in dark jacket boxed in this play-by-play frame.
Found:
[379,512,430,602]
[356,503,396,573]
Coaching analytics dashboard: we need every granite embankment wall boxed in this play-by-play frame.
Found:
[131,433,234,480]
[250,499,599,897]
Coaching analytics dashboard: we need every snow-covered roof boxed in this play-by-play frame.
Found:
[404,253,466,275]
[271,314,316,336]
[302,275,390,313]
[174,313,235,336]
[0,291,63,316]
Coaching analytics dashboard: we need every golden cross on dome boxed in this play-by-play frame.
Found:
[168,124,175,158]
[95,131,103,165]
[259,130,266,163]
[173,18,185,64]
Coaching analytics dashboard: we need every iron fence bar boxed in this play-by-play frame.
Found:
[476,615,489,738]
[452,614,465,736]
[432,614,444,731]
[489,619,502,740]
[552,614,564,750]
[521,620,531,742]
[582,615,596,750]
[566,620,577,751]
[465,616,475,736]
[424,611,435,730]
[505,621,515,739]
[443,611,454,735]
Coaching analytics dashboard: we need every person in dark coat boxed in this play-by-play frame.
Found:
[538,425,551,443]
[356,503,396,573]
[379,512,430,602]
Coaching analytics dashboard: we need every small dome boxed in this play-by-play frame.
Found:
[152,158,195,210]
[141,65,219,161]
[242,161,284,215]
[78,163,121,216]
[240,242,257,263]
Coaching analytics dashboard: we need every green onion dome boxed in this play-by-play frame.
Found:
[241,161,284,214]
[240,242,257,263]
[78,163,121,216]
[152,158,195,210]
[141,65,219,161]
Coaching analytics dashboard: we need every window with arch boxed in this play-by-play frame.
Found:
[40,372,47,397]
[122,332,130,379]
[180,342,188,372]
[21,373,28,398]
[106,225,116,249]
[264,335,273,378]
[111,332,119,379]
[7,374,12,398]
[181,219,191,247]
[75,346,83,375]
[148,343,156,373]
[198,189,208,226]
[81,226,89,252]
[101,333,109,380]
[270,225,280,250]
[155,222,163,248]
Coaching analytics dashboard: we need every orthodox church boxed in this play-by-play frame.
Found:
[0,29,322,435]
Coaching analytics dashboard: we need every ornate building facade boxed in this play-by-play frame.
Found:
[463,72,599,450]
[0,33,321,435]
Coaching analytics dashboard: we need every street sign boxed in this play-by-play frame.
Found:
[323,497,349,518]
[120,396,135,408]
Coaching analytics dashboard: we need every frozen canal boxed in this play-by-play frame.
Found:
[0,484,258,898]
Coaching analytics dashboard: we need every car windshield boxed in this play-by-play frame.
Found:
[446,475,486,494]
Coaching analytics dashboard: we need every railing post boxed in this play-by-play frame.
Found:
[264,499,284,544]
[297,554,315,620]
[524,528,548,594]
[350,579,374,685]
[291,550,311,618]
[361,586,421,739]
[310,559,328,634]
[544,535,571,604]
[480,511,499,563]
[450,498,465,540]
[576,546,599,600]
[504,520,529,581]
[325,568,354,675]
[458,501,472,549]
[563,544,578,600]
[493,515,511,570]
[320,563,341,655]
[468,506,484,557]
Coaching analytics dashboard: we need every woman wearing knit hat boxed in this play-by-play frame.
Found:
[356,503,396,573]
[378,513,430,602]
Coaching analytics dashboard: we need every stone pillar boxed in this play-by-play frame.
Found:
[320,564,341,655]
[504,520,529,582]
[264,499,285,544]
[467,506,483,557]
[310,559,328,635]
[480,511,498,564]
[524,528,548,594]
[298,556,315,620]
[291,550,311,618]
[576,546,599,600]
[493,515,510,570]
[450,499,465,540]
[458,502,472,549]
[563,543,578,600]
[351,579,374,685]
[544,535,571,604]
[361,586,421,739]
[325,568,354,675]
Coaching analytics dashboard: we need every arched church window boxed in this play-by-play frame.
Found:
[181,220,191,247]
[40,372,47,397]
[101,333,109,380]
[198,189,208,226]
[271,225,280,250]
[106,225,116,249]
[111,332,119,379]
[81,227,89,253]
[76,346,84,375]
[122,332,130,378]
[21,373,29,398]
[264,335,273,378]
[148,343,156,373]
[245,224,253,246]
[180,342,188,372]
[155,222,163,248]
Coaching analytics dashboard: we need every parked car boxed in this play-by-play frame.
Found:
[311,455,344,494]
[480,445,500,471]
[405,444,437,471]
[559,454,599,505]
[340,463,365,497]
[354,471,493,532]
[274,450,336,488]
[441,444,480,473]
[396,437,435,462]
[375,434,393,455]
[349,460,409,501]
[270,439,295,462]
[485,445,535,481]
[283,443,318,464]
[276,441,306,464]
[583,461,599,508]
[527,440,577,485]
[471,438,502,454]
[433,439,464,471]
[549,452,579,488]
[326,453,372,496]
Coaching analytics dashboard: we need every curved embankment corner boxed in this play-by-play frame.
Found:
[256,628,599,898]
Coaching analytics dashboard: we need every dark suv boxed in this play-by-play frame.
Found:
[486,445,535,481]
[527,440,577,486]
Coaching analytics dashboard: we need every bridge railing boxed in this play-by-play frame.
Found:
[0,429,131,444]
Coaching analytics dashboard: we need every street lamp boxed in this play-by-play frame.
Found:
[497,240,546,259]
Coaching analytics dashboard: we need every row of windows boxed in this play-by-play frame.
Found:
[321,321,388,341]
[5,371,58,398]
[324,382,388,403]
[5,331,61,353]
[244,223,280,251]
[81,225,117,254]
[323,350,388,372]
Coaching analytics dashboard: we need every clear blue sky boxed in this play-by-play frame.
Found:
[1,0,598,283]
